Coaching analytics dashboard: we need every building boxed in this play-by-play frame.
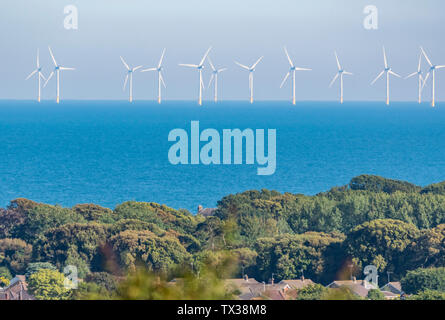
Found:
[380,282,403,295]
[327,278,378,299]
[279,276,314,290]
[0,275,35,300]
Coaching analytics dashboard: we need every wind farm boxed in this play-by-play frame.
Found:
[22,45,445,106]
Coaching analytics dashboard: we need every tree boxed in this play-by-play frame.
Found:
[349,175,420,194]
[408,290,445,300]
[25,262,57,278]
[72,204,114,222]
[401,267,445,294]
[27,269,71,300]
[0,238,32,274]
[344,219,420,278]
[296,284,328,300]
[367,289,385,300]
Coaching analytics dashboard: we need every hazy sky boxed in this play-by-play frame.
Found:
[0,0,444,101]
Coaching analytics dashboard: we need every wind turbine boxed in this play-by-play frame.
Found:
[371,47,401,106]
[405,53,424,104]
[120,56,142,103]
[280,47,311,105]
[421,47,445,107]
[44,47,75,103]
[179,47,212,106]
[329,51,353,104]
[141,48,166,104]
[26,49,46,102]
[235,56,263,103]
[207,57,227,102]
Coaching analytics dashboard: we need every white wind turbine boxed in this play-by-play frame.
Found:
[329,51,353,104]
[120,56,142,103]
[26,49,46,102]
[405,53,424,104]
[371,47,401,106]
[235,56,263,103]
[44,47,75,103]
[141,48,166,104]
[280,47,311,105]
[207,57,227,103]
[179,47,212,106]
[421,47,445,107]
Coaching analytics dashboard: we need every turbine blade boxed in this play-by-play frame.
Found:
[284,47,294,68]
[120,56,130,70]
[160,72,166,88]
[200,75,205,90]
[179,63,198,68]
[235,61,250,70]
[141,67,157,72]
[208,74,215,88]
[436,65,445,69]
[422,72,430,90]
[405,72,418,79]
[280,72,290,88]
[133,65,143,71]
[207,57,216,71]
[389,70,401,78]
[383,46,388,69]
[343,71,353,75]
[334,51,341,70]
[295,67,312,71]
[123,74,129,91]
[48,46,57,66]
[43,71,54,87]
[251,56,263,69]
[158,48,166,68]
[420,47,433,67]
[329,73,339,88]
[199,47,212,66]
[59,67,74,71]
[37,49,40,68]
[25,69,38,80]
[39,72,46,81]
[217,68,227,73]
[418,53,422,72]
[371,70,385,85]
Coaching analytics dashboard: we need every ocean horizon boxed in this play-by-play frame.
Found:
[1,100,444,212]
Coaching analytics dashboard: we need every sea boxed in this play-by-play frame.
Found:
[1,100,445,213]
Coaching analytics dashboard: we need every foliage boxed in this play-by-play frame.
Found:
[408,289,445,300]
[349,175,421,194]
[27,269,71,300]
[295,283,328,300]
[401,267,445,294]
[0,276,9,287]
[0,238,32,274]
[25,262,57,278]
[367,289,385,300]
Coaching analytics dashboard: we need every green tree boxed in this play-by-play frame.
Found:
[25,262,57,278]
[367,289,385,300]
[408,290,445,300]
[0,238,32,274]
[295,284,328,300]
[401,267,445,294]
[28,269,71,300]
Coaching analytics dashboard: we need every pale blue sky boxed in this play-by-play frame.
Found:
[0,0,444,101]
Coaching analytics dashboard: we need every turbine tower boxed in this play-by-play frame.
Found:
[280,47,311,105]
[26,49,46,102]
[235,56,263,103]
[405,53,424,104]
[421,47,445,107]
[207,57,227,103]
[371,47,401,106]
[179,47,212,106]
[329,51,353,104]
[141,48,166,104]
[44,47,75,103]
[120,56,142,103]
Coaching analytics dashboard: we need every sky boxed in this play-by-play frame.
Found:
[0,0,444,101]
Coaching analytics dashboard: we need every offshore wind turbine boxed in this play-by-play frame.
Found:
[120,56,142,102]
[329,51,352,104]
[141,48,166,104]
[26,49,46,102]
[44,47,75,103]
[207,57,227,102]
[371,47,401,106]
[405,53,424,104]
[235,56,263,103]
[179,47,212,106]
[421,47,445,107]
[280,47,311,105]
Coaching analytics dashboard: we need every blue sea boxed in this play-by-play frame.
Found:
[1,100,445,212]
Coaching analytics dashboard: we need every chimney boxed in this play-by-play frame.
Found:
[352,276,356,283]
[301,275,305,282]
[244,274,248,282]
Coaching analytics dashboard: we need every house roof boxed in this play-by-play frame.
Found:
[0,275,34,300]
[380,282,403,294]
[327,280,378,298]
[279,279,314,289]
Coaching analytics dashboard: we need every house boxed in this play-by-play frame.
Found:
[197,205,216,217]
[0,275,34,300]
[327,278,378,298]
[380,282,403,295]
[279,276,314,290]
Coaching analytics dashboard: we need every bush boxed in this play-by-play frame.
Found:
[401,267,445,294]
